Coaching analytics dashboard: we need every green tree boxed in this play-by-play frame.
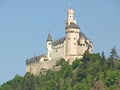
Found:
[22,72,36,90]
[61,62,72,78]
[56,58,65,66]
[0,84,12,90]
[72,59,80,70]
[101,51,107,78]
[110,47,118,60]
[108,47,118,69]
[11,75,23,90]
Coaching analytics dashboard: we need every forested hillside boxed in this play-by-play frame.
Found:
[0,48,120,90]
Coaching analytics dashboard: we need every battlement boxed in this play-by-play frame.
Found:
[26,55,59,75]
[26,54,47,66]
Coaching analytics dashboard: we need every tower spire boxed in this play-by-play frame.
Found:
[47,34,52,41]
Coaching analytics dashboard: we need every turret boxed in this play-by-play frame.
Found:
[66,9,76,25]
[46,34,52,60]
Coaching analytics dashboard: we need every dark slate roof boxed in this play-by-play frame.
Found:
[47,34,52,41]
[52,37,66,46]
[65,22,80,29]
[26,54,47,65]
[78,32,88,45]
[79,32,88,39]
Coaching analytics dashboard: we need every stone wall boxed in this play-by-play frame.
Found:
[26,57,59,75]
[51,43,65,60]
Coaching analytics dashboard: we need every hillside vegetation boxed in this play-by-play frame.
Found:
[0,48,120,90]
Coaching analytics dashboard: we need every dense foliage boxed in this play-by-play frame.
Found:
[1,48,120,90]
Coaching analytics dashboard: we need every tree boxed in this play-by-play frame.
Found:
[0,84,12,90]
[61,62,72,78]
[72,59,80,69]
[101,51,107,78]
[82,51,90,70]
[11,75,23,90]
[108,47,118,69]
[110,47,118,60]
[22,72,36,90]
[56,58,65,66]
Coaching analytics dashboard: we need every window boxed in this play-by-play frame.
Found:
[68,37,70,40]
[74,38,76,40]
[80,44,82,46]
[49,43,51,45]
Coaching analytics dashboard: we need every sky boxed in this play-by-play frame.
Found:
[0,0,120,85]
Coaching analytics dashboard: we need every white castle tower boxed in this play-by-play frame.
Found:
[65,9,80,61]
[46,34,52,60]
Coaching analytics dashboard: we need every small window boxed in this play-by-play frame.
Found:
[74,38,76,40]
[49,43,51,45]
[83,44,85,46]
[74,43,76,45]
[68,38,70,40]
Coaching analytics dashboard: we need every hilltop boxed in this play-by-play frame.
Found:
[0,48,120,90]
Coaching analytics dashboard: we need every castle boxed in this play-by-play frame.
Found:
[26,8,93,75]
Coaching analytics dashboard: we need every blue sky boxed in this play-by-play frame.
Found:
[0,0,120,85]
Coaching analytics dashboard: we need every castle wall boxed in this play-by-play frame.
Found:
[26,56,58,75]
[51,43,65,60]
[26,61,40,75]
[77,45,87,55]
[77,38,93,55]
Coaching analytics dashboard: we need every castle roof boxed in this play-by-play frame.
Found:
[26,54,47,65]
[47,34,52,41]
[79,32,88,39]
[65,22,80,29]
[77,31,93,45]
[52,37,66,46]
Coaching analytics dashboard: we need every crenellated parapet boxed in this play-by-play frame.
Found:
[26,54,59,75]
[26,54,47,66]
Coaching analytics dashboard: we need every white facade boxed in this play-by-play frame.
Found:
[46,9,93,64]
[26,8,93,75]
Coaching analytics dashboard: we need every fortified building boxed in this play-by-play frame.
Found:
[26,8,93,75]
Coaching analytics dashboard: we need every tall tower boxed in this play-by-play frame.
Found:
[46,34,52,60]
[65,9,80,58]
